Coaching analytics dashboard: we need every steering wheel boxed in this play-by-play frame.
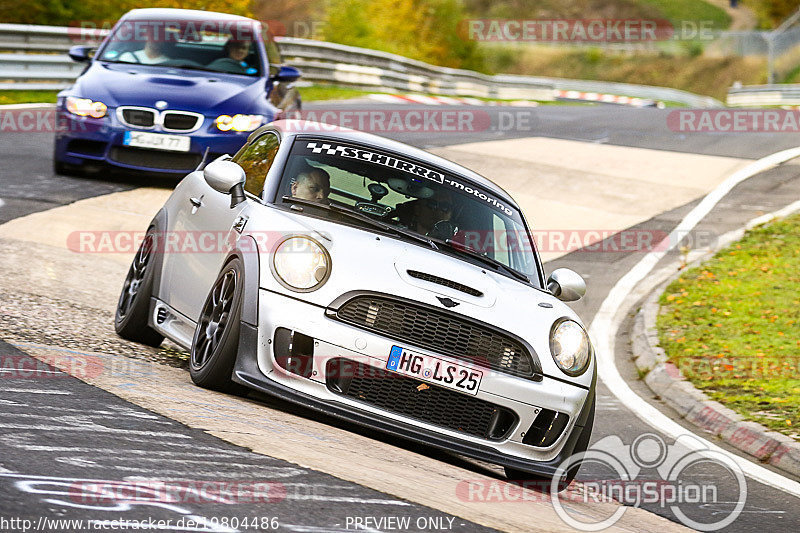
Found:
[428,220,458,240]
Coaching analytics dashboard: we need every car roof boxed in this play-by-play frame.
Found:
[266,120,519,207]
[121,8,256,23]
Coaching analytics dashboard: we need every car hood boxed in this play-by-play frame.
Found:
[72,62,265,114]
[246,207,594,388]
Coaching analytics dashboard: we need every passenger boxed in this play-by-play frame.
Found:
[290,167,331,202]
[207,39,254,74]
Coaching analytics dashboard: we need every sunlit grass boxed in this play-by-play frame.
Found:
[0,90,59,105]
[658,213,800,441]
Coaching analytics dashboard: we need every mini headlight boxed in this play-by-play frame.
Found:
[550,319,591,376]
[271,236,331,292]
[215,114,262,132]
[66,96,107,118]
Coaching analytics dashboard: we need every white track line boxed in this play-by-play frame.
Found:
[0,103,55,110]
[589,146,800,497]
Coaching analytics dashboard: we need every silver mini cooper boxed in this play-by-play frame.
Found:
[115,121,596,487]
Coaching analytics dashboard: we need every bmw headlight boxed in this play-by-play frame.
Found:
[271,236,331,292]
[550,319,591,376]
[215,114,262,132]
[66,96,107,118]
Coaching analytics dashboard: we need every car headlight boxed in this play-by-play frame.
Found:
[550,319,591,376]
[65,96,107,118]
[271,236,331,292]
[215,114,262,132]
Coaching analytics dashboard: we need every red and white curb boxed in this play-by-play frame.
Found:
[368,93,539,107]
[554,89,664,108]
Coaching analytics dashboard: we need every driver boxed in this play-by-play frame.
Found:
[119,27,170,64]
[396,189,454,236]
[290,166,331,202]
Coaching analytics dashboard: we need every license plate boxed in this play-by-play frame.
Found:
[123,131,191,152]
[386,346,482,395]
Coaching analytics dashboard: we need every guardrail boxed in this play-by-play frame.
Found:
[0,23,723,107]
[727,84,800,106]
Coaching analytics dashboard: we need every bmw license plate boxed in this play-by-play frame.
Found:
[123,131,191,152]
[386,346,482,395]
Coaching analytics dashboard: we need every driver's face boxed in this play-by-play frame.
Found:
[416,193,453,233]
[229,42,250,61]
[420,195,453,221]
[291,171,330,202]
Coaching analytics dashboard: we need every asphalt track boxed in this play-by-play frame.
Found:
[1,103,799,532]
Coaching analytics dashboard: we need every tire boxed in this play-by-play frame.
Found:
[189,257,246,393]
[114,228,165,347]
[504,395,595,492]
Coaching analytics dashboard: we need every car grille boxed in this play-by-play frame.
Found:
[333,295,537,379]
[120,108,156,128]
[109,146,201,171]
[162,111,203,132]
[407,270,483,297]
[326,358,518,440]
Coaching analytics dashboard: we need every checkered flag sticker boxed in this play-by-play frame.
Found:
[306,142,347,155]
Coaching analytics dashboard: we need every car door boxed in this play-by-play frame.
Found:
[163,132,281,321]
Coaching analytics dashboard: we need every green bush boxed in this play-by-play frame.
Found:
[0,0,252,27]
[323,0,486,71]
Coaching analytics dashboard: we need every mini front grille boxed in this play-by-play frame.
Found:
[326,358,518,440]
[120,108,156,128]
[162,112,202,132]
[334,295,537,379]
[407,270,483,297]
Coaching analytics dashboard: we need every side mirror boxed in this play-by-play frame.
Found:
[274,65,301,82]
[547,268,586,302]
[68,45,94,63]
[203,160,246,207]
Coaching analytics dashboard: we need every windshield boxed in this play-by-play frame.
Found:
[277,138,541,282]
[98,19,263,76]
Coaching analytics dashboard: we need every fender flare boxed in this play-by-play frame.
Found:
[228,235,260,327]
[146,208,168,329]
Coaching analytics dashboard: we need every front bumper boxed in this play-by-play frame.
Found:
[232,288,594,475]
[53,109,253,174]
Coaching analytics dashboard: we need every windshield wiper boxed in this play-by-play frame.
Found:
[280,196,438,250]
[430,237,530,283]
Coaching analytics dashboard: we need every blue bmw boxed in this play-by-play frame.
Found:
[54,8,302,175]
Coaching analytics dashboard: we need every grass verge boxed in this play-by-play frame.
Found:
[639,0,731,29]
[299,84,379,102]
[657,213,800,441]
[494,46,765,101]
[0,90,59,105]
